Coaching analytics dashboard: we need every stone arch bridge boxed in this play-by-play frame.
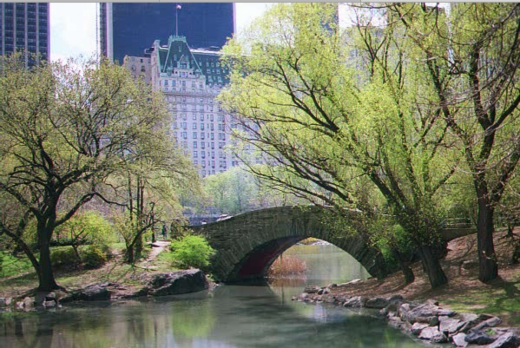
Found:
[191,206,389,283]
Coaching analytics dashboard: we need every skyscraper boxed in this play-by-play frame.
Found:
[99,3,235,64]
[0,3,49,66]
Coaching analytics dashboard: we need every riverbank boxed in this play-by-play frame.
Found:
[0,241,216,310]
[294,229,520,347]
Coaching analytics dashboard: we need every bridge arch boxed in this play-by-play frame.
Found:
[191,206,389,283]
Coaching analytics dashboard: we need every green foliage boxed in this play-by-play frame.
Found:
[54,211,116,246]
[51,247,79,267]
[81,245,108,269]
[169,235,215,269]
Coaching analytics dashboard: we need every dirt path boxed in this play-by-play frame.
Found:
[144,240,171,263]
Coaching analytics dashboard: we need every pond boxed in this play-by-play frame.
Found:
[0,243,430,348]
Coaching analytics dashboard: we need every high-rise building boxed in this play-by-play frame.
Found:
[99,3,235,64]
[0,3,49,66]
[125,35,252,177]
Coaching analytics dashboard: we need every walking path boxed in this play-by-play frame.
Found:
[144,240,171,263]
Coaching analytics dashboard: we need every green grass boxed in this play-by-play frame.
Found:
[442,280,520,325]
[0,251,34,278]
[0,242,178,297]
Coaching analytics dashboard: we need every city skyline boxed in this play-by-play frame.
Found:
[51,3,271,62]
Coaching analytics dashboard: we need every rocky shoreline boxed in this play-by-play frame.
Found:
[0,269,210,312]
[294,284,520,348]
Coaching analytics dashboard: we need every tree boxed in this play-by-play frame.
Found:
[54,211,115,261]
[0,55,173,291]
[220,3,460,288]
[115,143,199,263]
[386,3,520,282]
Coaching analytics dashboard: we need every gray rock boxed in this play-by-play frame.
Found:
[419,326,442,340]
[45,292,57,301]
[439,316,464,334]
[452,333,468,347]
[365,297,389,309]
[431,332,448,344]
[0,297,10,307]
[76,283,112,301]
[411,322,429,336]
[35,292,46,306]
[343,296,366,308]
[149,269,208,297]
[44,300,56,308]
[388,316,405,329]
[22,297,34,309]
[425,299,439,306]
[317,288,324,295]
[303,286,320,294]
[487,332,520,348]
[388,294,404,302]
[465,331,496,345]
[473,316,502,331]
[15,301,24,310]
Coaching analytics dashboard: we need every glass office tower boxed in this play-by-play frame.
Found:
[0,3,49,66]
[99,3,235,64]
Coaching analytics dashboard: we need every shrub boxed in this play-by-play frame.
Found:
[81,245,108,269]
[170,235,215,269]
[54,211,116,246]
[51,247,79,267]
[268,255,307,277]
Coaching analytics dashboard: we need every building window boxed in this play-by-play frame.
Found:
[192,114,196,121]
[193,151,198,158]
[192,123,197,130]
[193,141,197,148]
[193,132,197,139]
[201,151,205,159]
[200,124,204,130]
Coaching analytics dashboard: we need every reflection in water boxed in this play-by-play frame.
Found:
[0,245,429,348]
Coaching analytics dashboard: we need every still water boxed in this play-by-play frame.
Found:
[0,244,428,348]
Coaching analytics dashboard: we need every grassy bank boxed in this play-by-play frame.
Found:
[0,241,176,298]
[311,229,519,326]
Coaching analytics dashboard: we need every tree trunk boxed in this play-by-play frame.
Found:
[392,248,415,284]
[38,235,59,291]
[399,260,415,284]
[418,245,448,289]
[476,199,498,283]
[126,245,135,264]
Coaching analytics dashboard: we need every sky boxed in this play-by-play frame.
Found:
[50,3,272,62]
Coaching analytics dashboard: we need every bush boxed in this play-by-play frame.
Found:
[54,211,117,246]
[170,235,215,269]
[81,245,108,269]
[268,255,307,277]
[51,247,79,267]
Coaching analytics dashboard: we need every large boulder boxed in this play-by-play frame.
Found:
[343,296,367,308]
[439,316,464,335]
[148,269,208,297]
[365,297,389,309]
[487,332,520,348]
[76,283,112,301]
[465,331,496,345]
